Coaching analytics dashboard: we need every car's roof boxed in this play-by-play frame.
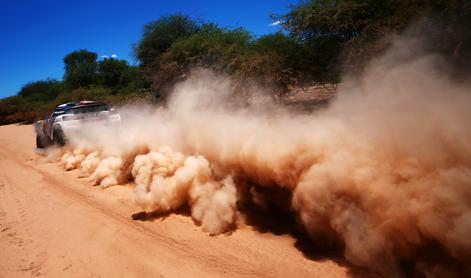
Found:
[55,102,76,110]
[55,101,107,111]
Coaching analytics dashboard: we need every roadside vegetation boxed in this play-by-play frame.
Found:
[1,0,469,124]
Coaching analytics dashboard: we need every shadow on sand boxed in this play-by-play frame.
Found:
[237,199,377,278]
[131,204,191,222]
[131,198,374,277]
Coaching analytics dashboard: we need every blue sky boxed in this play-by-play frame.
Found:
[0,0,295,98]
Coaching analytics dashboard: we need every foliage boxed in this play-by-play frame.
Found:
[119,66,148,91]
[279,0,373,42]
[239,33,303,92]
[175,25,248,61]
[0,52,149,125]
[133,14,200,66]
[98,58,131,88]
[277,0,471,74]
[63,49,98,89]
[2,3,470,124]
[303,36,342,83]
[147,23,253,97]
[246,33,341,84]
[162,24,252,70]
[17,79,64,102]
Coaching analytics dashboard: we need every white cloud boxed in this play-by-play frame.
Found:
[269,20,282,27]
[111,54,118,58]
[101,55,109,59]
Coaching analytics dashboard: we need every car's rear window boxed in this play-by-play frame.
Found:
[68,104,109,114]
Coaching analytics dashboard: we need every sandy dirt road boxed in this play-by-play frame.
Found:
[0,124,349,278]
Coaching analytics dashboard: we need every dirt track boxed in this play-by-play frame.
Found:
[0,124,348,277]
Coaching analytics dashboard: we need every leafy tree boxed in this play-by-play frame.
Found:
[0,96,22,118]
[277,0,471,75]
[17,79,64,101]
[98,58,130,88]
[303,36,342,82]
[148,24,252,97]
[241,33,303,90]
[98,58,147,90]
[120,66,147,90]
[133,14,200,66]
[276,0,409,43]
[63,49,98,89]
[251,33,301,60]
[162,24,252,71]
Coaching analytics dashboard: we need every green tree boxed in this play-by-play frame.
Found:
[133,14,200,66]
[120,66,147,90]
[277,0,471,75]
[17,79,64,102]
[98,58,130,88]
[63,49,98,89]
[242,33,303,90]
[148,24,252,97]
[162,24,252,71]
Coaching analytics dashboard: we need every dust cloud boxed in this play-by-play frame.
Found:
[53,36,471,277]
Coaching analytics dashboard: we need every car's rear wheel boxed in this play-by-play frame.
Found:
[53,126,66,146]
[36,133,50,148]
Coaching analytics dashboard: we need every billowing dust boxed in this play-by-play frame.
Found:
[52,37,471,277]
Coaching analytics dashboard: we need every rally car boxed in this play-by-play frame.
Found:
[34,101,121,148]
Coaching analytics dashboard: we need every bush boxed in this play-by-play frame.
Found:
[63,50,98,89]
[242,33,303,87]
[133,14,200,66]
[163,24,251,70]
[17,79,64,101]
[98,58,131,88]
[277,0,471,75]
[149,24,253,97]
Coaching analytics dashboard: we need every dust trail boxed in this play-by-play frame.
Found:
[56,36,471,277]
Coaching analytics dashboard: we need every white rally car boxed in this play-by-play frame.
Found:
[34,101,121,148]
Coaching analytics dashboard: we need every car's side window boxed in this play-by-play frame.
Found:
[52,110,65,117]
